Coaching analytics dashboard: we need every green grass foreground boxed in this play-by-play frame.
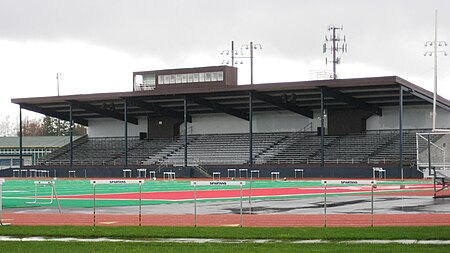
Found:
[0,226,450,253]
[1,226,450,240]
[1,241,449,253]
[1,226,449,253]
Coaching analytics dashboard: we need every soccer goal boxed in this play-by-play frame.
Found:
[25,181,62,213]
[416,132,450,198]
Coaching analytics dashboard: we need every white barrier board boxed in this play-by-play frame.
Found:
[321,180,376,185]
[90,179,144,185]
[191,181,245,186]
[34,181,53,185]
[0,178,4,184]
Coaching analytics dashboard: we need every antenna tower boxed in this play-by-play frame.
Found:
[323,25,348,79]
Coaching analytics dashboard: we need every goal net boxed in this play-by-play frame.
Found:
[416,132,450,178]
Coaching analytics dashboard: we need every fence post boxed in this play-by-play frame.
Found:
[0,179,3,225]
[51,182,62,214]
[248,179,253,214]
[371,181,374,227]
[139,181,142,226]
[193,183,197,227]
[324,181,327,227]
[240,182,243,227]
[93,182,96,227]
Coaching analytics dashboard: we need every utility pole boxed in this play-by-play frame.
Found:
[424,10,447,131]
[323,25,348,79]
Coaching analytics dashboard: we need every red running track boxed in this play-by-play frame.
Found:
[56,184,434,201]
[3,213,450,227]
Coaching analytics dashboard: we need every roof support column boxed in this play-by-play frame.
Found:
[19,105,23,169]
[124,99,128,167]
[69,102,73,168]
[184,95,188,167]
[399,87,404,181]
[249,91,253,167]
[320,88,325,169]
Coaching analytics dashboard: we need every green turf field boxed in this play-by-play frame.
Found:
[1,179,432,209]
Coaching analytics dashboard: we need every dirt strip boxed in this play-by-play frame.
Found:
[3,213,450,227]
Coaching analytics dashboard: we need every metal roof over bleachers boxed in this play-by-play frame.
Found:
[0,136,82,148]
[11,75,450,126]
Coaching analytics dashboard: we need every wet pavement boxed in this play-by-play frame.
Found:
[7,194,450,215]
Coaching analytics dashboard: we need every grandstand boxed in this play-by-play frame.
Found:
[37,131,421,166]
[6,66,450,178]
[0,136,81,169]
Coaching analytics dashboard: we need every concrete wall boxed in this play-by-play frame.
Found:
[87,117,148,137]
[186,111,317,134]
[86,105,450,137]
[367,106,450,130]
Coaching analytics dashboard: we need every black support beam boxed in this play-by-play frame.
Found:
[69,102,73,167]
[321,86,382,116]
[20,103,89,126]
[405,88,450,112]
[131,100,192,122]
[69,100,138,125]
[19,106,23,169]
[124,99,128,167]
[252,91,314,119]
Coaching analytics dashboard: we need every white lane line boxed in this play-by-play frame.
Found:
[0,236,449,244]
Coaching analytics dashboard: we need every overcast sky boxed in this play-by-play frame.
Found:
[1,0,449,120]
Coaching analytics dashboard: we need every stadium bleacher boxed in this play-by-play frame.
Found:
[38,130,424,167]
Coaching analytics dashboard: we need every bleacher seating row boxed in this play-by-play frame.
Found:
[38,130,430,166]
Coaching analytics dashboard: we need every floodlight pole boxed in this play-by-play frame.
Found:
[231,41,235,67]
[433,11,437,131]
[221,41,262,85]
[250,42,254,85]
[424,10,447,131]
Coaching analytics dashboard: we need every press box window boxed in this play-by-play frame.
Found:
[157,71,225,85]
[134,74,155,90]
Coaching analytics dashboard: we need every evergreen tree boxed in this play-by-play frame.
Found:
[73,124,87,136]
[42,116,58,136]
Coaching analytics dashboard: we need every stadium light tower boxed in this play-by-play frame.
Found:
[323,25,348,79]
[424,10,447,132]
[221,41,262,85]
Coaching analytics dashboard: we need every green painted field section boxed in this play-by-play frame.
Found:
[1,179,432,209]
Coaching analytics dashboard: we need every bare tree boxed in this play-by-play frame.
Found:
[1,114,87,137]
[0,115,18,137]
[22,117,44,136]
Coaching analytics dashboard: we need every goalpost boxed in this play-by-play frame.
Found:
[0,179,4,225]
[25,181,62,213]
[416,132,450,198]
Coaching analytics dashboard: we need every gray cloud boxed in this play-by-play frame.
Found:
[0,0,449,75]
